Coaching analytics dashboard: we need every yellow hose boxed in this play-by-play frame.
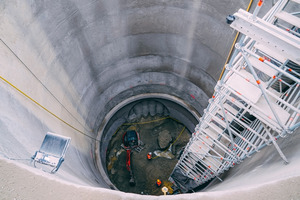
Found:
[218,0,254,81]
[123,116,171,126]
[0,75,96,141]
[0,0,254,141]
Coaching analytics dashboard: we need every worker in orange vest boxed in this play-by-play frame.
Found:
[156,179,162,187]
[147,152,152,160]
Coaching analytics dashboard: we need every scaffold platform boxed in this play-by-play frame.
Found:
[170,0,300,192]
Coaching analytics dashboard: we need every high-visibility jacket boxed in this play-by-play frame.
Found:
[156,179,162,187]
[147,153,152,160]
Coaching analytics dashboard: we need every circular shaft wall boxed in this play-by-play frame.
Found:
[0,0,250,188]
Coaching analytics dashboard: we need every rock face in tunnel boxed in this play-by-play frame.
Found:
[0,0,251,190]
[158,130,172,149]
[128,100,169,122]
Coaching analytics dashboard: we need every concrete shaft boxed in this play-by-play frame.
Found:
[3,1,298,199]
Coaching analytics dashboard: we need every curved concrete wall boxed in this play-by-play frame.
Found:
[3,1,298,199]
[0,0,250,187]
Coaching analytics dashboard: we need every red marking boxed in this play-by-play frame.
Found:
[245,78,250,82]
[279,79,282,82]
[233,162,235,166]
[236,91,242,95]
[256,80,261,85]
[221,157,223,160]
[208,166,211,168]
[222,118,224,121]
[273,75,276,79]
[268,116,272,119]
[247,147,250,151]
[297,84,299,87]
[290,117,294,121]
[206,136,209,139]
[242,137,246,141]
[211,172,213,175]
[126,149,131,171]
[263,56,271,61]
[234,144,237,147]
[258,0,263,6]
[190,94,195,99]
[233,148,236,151]
[274,137,278,141]
[212,95,215,98]
[258,57,264,62]
[199,146,202,149]
[231,98,236,102]
[288,68,292,72]
[202,142,205,144]
[286,29,290,31]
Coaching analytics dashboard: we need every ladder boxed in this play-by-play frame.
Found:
[169,0,300,192]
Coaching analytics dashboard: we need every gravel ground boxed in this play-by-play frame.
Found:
[106,116,191,195]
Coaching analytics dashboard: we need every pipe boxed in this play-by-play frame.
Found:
[289,122,300,132]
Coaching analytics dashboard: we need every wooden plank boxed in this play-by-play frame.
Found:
[225,71,262,104]
[275,11,300,28]
[253,96,290,126]
[248,56,278,78]
[290,0,300,4]
[223,103,239,116]
[254,42,287,63]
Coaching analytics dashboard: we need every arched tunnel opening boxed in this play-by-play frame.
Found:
[1,0,300,199]
[97,96,199,194]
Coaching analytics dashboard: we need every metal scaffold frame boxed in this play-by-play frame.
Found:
[170,0,300,192]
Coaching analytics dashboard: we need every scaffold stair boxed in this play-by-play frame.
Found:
[169,0,300,192]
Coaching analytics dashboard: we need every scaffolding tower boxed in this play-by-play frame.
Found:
[170,0,300,192]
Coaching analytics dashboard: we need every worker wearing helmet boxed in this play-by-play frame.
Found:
[156,179,162,187]
[147,152,152,160]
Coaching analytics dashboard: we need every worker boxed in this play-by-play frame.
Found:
[147,152,152,160]
[156,179,162,187]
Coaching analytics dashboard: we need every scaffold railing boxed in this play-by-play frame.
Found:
[169,0,300,192]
